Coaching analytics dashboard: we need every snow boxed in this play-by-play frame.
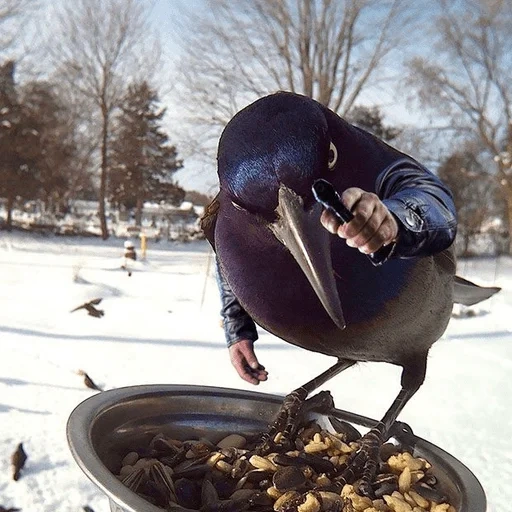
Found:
[0,231,510,512]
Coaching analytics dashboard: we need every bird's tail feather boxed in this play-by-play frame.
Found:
[453,275,501,306]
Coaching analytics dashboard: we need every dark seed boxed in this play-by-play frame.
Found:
[202,478,219,507]
[412,482,448,502]
[374,480,399,498]
[423,473,438,486]
[175,478,201,510]
[245,470,269,483]
[152,437,181,456]
[297,453,335,474]
[328,417,361,443]
[273,466,306,492]
[380,442,399,461]
[372,473,398,486]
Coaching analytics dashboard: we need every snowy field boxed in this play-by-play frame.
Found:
[0,232,510,512]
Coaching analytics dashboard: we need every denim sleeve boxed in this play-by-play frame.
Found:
[215,258,259,347]
[376,159,457,258]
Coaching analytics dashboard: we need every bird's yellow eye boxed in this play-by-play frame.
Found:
[328,141,338,170]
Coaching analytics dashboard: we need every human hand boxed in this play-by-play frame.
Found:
[320,187,398,254]
[229,339,268,385]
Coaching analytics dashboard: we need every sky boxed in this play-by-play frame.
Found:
[0,229,511,512]
[1,1,487,196]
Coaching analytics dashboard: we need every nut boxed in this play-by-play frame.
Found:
[249,454,278,472]
[398,467,412,493]
[273,490,300,511]
[297,492,321,512]
[383,495,413,512]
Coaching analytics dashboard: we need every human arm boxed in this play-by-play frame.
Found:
[216,259,268,385]
[320,159,457,259]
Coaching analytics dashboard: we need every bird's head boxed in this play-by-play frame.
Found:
[218,92,338,218]
[217,92,346,329]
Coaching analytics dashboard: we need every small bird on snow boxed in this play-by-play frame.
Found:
[77,369,103,391]
[70,298,104,318]
[11,443,27,481]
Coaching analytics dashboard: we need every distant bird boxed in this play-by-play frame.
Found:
[70,298,104,318]
[83,506,95,512]
[204,92,500,495]
[11,443,27,481]
[0,506,21,512]
[77,369,103,392]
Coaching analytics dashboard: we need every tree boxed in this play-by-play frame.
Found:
[407,0,512,252]
[437,149,500,255]
[20,81,77,213]
[109,81,183,224]
[49,0,158,239]
[0,0,35,53]
[0,61,40,230]
[173,0,419,161]
[348,105,401,142]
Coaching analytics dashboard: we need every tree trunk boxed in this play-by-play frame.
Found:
[135,197,143,226]
[99,107,109,240]
[507,190,512,255]
[6,194,13,231]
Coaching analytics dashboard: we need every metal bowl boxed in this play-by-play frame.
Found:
[67,384,486,512]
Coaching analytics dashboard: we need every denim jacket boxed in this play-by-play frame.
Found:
[209,160,457,347]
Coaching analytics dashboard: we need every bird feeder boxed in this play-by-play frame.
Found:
[67,385,486,512]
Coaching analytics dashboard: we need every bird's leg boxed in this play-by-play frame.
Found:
[339,357,427,497]
[257,359,354,454]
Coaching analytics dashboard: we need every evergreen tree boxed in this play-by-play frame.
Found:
[20,81,77,213]
[438,149,500,255]
[348,105,401,143]
[0,61,40,230]
[110,82,183,225]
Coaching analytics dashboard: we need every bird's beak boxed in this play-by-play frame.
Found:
[269,185,346,329]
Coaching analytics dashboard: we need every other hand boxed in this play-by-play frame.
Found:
[229,339,268,385]
[320,187,398,254]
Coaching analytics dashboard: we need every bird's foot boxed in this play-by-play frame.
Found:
[338,428,384,497]
[256,390,335,455]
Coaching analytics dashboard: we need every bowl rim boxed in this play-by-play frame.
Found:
[67,384,487,512]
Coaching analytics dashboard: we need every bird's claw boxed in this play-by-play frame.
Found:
[339,428,383,497]
[255,388,311,455]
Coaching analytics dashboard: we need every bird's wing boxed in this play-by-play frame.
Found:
[70,303,86,313]
[200,193,220,250]
[89,298,102,305]
[453,275,501,306]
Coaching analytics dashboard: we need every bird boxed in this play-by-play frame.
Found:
[11,443,27,481]
[70,298,104,318]
[0,506,21,512]
[203,91,500,496]
[83,506,95,512]
[77,369,103,391]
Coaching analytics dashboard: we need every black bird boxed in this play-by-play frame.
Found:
[77,369,103,391]
[0,507,21,512]
[11,443,27,481]
[70,298,104,318]
[204,92,500,495]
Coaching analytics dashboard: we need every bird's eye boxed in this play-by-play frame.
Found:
[328,141,338,170]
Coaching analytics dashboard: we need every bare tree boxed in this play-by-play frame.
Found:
[0,0,35,53]
[48,0,159,239]
[407,0,512,253]
[173,0,419,163]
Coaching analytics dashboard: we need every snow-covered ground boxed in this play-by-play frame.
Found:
[0,232,510,512]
